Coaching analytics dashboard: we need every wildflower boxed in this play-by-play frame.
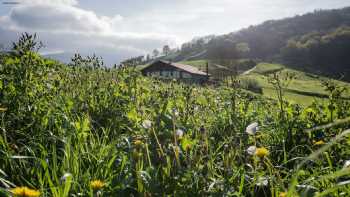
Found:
[142,120,152,129]
[246,122,259,135]
[247,145,257,155]
[133,140,143,147]
[194,106,199,112]
[313,140,325,145]
[176,129,184,139]
[255,147,269,158]
[256,176,268,186]
[183,143,192,152]
[90,180,105,190]
[11,187,40,197]
[60,173,72,183]
[343,160,350,169]
[279,192,287,197]
[172,108,179,116]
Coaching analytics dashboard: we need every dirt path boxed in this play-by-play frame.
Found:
[241,65,257,75]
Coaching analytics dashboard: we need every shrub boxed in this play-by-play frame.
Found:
[240,78,263,94]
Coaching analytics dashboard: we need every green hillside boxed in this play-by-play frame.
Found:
[240,63,350,106]
[182,60,350,106]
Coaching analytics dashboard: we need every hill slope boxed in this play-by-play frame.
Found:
[168,7,350,81]
[182,60,350,106]
[240,63,350,106]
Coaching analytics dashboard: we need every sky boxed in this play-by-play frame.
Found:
[1,0,350,65]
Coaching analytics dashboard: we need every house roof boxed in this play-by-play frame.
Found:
[144,60,209,76]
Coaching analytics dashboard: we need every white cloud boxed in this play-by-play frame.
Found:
[39,49,65,56]
[0,0,178,64]
[8,4,113,34]
[20,0,78,6]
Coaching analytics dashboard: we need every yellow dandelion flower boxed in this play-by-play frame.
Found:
[313,140,325,145]
[11,187,40,197]
[279,192,287,197]
[133,140,143,147]
[255,147,269,158]
[184,143,192,151]
[90,180,105,190]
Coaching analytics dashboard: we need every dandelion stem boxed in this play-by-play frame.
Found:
[151,127,165,158]
[145,143,152,168]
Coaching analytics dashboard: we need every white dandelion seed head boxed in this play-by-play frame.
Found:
[344,160,350,169]
[247,146,257,155]
[246,122,259,135]
[176,129,184,138]
[60,173,72,183]
[142,120,152,129]
[256,176,268,186]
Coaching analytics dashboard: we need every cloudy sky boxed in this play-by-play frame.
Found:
[1,0,350,64]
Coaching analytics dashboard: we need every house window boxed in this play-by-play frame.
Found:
[173,71,180,78]
[182,72,192,78]
[162,71,171,78]
[152,71,160,76]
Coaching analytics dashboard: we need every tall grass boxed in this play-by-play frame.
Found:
[0,35,350,196]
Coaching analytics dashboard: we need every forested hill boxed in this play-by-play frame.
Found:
[171,6,350,81]
[224,6,350,59]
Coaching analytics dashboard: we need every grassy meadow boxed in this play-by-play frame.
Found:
[240,63,350,106]
[1,38,350,196]
[183,60,350,106]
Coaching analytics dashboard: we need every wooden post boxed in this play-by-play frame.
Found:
[206,61,209,80]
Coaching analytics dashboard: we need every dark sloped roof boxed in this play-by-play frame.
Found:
[145,60,208,76]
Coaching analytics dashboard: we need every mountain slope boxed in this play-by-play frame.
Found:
[170,6,350,81]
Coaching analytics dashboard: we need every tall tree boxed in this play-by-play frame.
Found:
[152,49,159,58]
[12,33,43,56]
[163,45,170,56]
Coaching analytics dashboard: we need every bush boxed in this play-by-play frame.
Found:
[240,78,263,94]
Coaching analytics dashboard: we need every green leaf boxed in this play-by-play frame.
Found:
[127,107,139,123]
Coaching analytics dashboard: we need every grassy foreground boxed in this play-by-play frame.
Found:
[1,43,350,196]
